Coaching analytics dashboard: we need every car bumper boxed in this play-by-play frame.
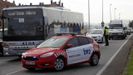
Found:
[109,34,125,37]
[95,39,103,42]
[22,56,56,69]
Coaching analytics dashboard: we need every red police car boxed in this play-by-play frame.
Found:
[22,33,100,71]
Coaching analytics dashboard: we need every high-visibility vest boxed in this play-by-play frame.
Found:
[105,28,109,35]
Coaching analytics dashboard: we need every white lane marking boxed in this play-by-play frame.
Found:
[6,68,24,75]
[96,35,132,75]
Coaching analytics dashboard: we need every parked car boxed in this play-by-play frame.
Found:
[86,29,104,43]
[22,33,100,71]
[126,28,131,35]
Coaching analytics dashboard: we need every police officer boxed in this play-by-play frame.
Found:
[104,26,109,46]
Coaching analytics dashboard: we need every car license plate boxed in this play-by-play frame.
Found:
[25,61,35,65]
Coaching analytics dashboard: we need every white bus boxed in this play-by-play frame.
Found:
[1,6,83,55]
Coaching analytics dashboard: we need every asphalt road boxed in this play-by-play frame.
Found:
[0,35,131,75]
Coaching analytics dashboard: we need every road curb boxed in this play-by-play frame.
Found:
[97,34,133,75]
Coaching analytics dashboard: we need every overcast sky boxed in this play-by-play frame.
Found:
[8,0,133,23]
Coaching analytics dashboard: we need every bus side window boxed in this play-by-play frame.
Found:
[0,31,2,39]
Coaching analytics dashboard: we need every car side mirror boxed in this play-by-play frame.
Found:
[66,44,73,49]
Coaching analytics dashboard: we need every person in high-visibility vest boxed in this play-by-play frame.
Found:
[104,26,109,46]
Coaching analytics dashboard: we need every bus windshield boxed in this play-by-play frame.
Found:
[3,8,45,40]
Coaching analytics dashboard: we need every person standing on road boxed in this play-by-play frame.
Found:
[104,26,109,46]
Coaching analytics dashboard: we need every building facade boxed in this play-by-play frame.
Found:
[0,0,16,28]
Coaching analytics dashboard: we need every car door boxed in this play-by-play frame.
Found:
[78,37,94,62]
[66,37,83,65]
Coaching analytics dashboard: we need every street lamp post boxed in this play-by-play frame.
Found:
[119,13,121,20]
[88,0,90,32]
[114,8,117,20]
[101,0,104,28]
[110,4,112,22]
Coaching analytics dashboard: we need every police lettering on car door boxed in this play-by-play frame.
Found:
[66,37,94,65]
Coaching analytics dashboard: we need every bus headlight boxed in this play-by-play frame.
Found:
[2,43,9,48]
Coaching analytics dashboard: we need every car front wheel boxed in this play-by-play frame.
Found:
[54,58,64,71]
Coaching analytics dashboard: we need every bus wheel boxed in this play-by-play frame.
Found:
[0,51,4,56]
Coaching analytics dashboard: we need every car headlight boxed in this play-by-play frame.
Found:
[22,52,28,58]
[40,52,54,58]
[22,52,28,56]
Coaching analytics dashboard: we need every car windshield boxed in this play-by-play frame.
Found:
[109,24,123,29]
[37,37,69,48]
[90,30,103,34]
[112,27,123,29]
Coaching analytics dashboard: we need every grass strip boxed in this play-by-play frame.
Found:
[123,49,133,75]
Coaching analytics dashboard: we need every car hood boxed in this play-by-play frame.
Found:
[88,34,103,37]
[24,48,59,56]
